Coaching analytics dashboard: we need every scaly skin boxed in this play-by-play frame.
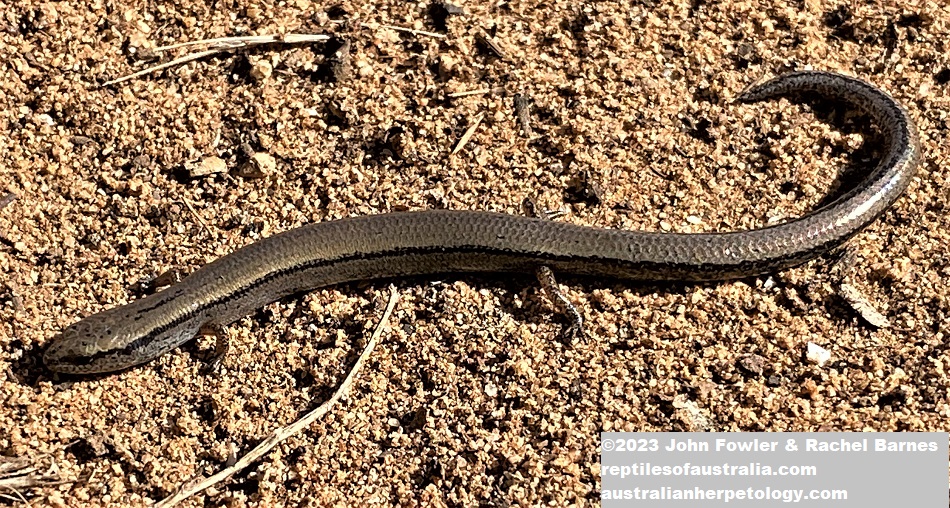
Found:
[44,71,921,374]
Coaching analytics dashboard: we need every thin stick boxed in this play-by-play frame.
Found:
[102,48,220,87]
[451,112,485,155]
[447,88,491,98]
[154,33,330,52]
[180,197,216,239]
[329,20,445,39]
[154,286,400,508]
[0,455,61,501]
[103,33,331,86]
[0,192,16,210]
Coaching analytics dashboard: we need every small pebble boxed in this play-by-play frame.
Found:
[238,152,276,178]
[187,156,227,178]
[806,343,831,367]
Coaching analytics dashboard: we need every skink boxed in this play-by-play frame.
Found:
[43,71,921,374]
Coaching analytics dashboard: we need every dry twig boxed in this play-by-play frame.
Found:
[0,192,16,210]
[0,455,61,503]
[330,19,446,39]
[154,286,400,507]
[447,88,491,98]
[451,112,485,155]
[103,33,331,86]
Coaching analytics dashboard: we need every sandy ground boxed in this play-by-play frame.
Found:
[1,0,948,505]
